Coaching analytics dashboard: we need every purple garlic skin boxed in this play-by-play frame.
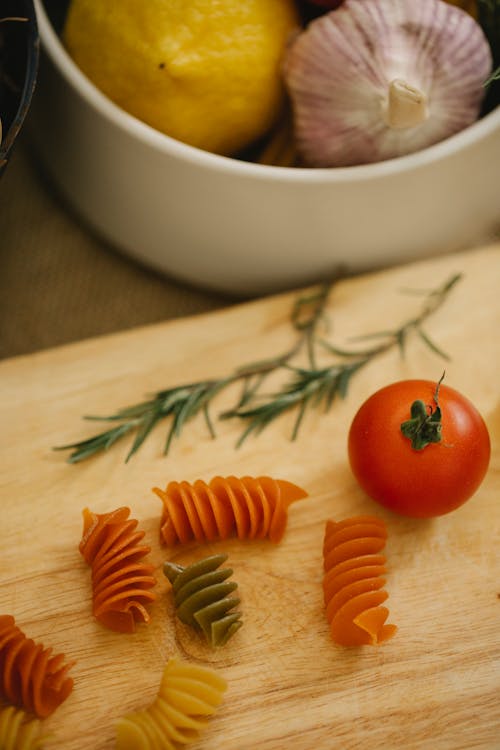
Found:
[283,0,493,167]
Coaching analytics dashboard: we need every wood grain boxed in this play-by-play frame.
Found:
[1,244,499,749]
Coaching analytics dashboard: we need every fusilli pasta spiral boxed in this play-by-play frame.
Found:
[115,657,227,749]
[164,553,242,647]
[322,516,397,646]
[79,506,157,633]
[153,475,307,546]
[0,706,50,750]
[0,615,74,718]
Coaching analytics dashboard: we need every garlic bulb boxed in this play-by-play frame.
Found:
[283,0,493,167]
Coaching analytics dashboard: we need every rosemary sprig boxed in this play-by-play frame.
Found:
[55,274,461,463]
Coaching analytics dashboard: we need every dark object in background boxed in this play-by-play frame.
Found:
[478,0,500,113]
[0,0,39,178]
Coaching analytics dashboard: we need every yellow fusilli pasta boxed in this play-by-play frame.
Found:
[0,705,50,750]
[115,657,227,749]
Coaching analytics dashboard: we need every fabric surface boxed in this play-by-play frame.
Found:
[0,135,235,360]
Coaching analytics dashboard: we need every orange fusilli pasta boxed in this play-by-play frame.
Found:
[153,475,307,545]
[322,516,397,646]
[0,615,74,718]
[79,506,157,633]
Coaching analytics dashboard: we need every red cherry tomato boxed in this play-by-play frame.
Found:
[347,379,491,518]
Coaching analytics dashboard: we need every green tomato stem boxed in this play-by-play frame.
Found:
[400,375,445,450]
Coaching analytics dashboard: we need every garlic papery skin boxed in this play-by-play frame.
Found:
[282,0,493,167]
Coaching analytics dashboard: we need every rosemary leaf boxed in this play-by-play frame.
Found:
[203,403,216,439]
[237,394,301,443]
[306,331,316,369]
[291,395,311,440]
[324,375,339,411]
[396,328,407,356]
[110,399,161,420]
[164,414,179,455]
[57,422,137,464]
[337,365,357,399]
[159,387,198,414]
[126,411,162,462]
[237,372,268,410]
[173,387,206,437]
[347,330,395,342]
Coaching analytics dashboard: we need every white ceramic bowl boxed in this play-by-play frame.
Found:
[30,0,500,295]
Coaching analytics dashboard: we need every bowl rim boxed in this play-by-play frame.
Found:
[0,1,39,161]
[34,0,500,183]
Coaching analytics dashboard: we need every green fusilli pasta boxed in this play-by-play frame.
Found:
[163,553,243,647]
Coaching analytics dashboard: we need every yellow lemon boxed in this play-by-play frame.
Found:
[63,0,300,156]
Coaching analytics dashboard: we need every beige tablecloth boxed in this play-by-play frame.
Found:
[0,134,234,360]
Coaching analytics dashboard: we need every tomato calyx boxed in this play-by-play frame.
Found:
[400,375,444,451]
[400,399,442,450]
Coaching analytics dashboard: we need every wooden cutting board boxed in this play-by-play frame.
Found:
[1,244,499,750]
